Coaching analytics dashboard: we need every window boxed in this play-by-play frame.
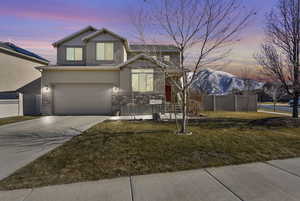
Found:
[163,55,170,62]
[66,47,83,61]
[96,42,114,60]
[132,69,154,92]
[151,55,157,60]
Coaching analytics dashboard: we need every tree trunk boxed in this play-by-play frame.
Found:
[292,95,299,118]
[293,0,300,118]
[179,47,188,134]
[180,89,187,133]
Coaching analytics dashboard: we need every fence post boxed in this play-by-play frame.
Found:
[234,95,238,112]
[255,94,258,112]
[213,95,216,111]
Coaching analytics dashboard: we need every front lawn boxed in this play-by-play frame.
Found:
[0,116,40,127]
[1,112,300,190]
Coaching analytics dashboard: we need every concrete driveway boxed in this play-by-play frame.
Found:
[0,116,108,180]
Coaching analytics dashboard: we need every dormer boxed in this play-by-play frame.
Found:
[53,26,97,66]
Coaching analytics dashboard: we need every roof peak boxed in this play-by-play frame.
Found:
[52,25,97,47]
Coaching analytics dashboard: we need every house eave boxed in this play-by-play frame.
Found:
[128,49,180,53]
[52,25,97,47]
[82,28,131,51]
[0,47,49,65]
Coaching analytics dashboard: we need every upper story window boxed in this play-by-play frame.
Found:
[132,69,154,92]
[66,47,83,61]
[96,42,114,60]
[163,55,170,62]
[151,55,157,60]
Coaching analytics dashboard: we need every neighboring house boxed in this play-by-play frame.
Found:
[0,42,49,117]
[37,26,180,115]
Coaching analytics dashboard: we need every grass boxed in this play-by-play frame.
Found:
[0,116,40,127]
[1,112,300,190]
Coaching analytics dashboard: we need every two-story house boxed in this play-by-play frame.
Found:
[37,26,180,115]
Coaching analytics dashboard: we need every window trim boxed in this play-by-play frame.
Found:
[65,47,83,61]
[151,55,157,60]
[96,42,114,61]
[131,68,154,93]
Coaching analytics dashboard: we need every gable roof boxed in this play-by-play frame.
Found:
[17,78,41,94]
[52,25,97,47]
[129,44,179,52]
[117,53,188,74]
[0,42,49,65]
[117,53,169,69]
[82,28,130,50]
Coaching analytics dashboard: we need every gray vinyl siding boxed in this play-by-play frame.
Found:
[56,30,94,65]
[119,60,165,94]
[85,33,125,66]
[57,45,86,66]
[85,40,124,66]
[57,32,126,66]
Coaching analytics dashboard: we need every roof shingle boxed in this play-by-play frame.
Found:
[129,44,179,52]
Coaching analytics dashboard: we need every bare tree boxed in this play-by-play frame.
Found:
[263,82,287,112]
[255,0,300,118]
[132,0,254,134]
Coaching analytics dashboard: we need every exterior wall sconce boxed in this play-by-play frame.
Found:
[113,86,119,93]
[42,85,50,93]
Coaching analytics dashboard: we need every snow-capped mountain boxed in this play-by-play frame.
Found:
[190,68,263,95]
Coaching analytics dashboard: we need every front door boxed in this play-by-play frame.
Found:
[165,85,172,102]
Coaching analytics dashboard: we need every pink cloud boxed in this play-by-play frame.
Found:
[1,10,111,23]
[0,4,127,24]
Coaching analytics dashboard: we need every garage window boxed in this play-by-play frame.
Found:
[96,42,114,60]
[66,47,83,61]
[132,69,154,92]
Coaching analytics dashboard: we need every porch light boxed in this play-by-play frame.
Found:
[113,86,119,93]
[42,85,50,93]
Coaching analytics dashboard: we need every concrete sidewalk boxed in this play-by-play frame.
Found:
[1,157,300,201]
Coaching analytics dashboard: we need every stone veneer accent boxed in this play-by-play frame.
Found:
[112,92,165,115]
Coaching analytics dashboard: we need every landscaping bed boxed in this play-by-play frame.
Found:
[0,116,40,127]
[250,117,300,128]
[1,112,300,190]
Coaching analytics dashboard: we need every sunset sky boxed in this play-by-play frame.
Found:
[0,0,276,74]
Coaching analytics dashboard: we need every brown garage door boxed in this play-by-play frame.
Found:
[53,83,112,115]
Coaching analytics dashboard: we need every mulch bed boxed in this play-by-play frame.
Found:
[249,117,300,128]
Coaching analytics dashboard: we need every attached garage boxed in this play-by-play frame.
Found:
[53,83,112,115]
